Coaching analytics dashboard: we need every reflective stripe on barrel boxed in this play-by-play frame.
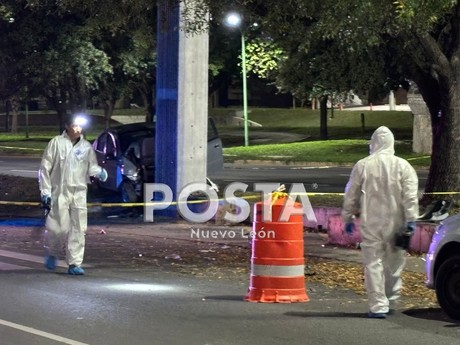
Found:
[251,264,305,276]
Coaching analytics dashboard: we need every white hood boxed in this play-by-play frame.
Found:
[369,126,395,155]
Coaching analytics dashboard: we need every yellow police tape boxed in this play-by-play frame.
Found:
[1,191,460,208]
[0,145,43,151]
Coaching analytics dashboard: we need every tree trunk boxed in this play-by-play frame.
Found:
[103,99,115,128]
[56,105,67,133]
[46,95,68,133]
[319,96,328,140]
[4,100,9,132]
[9,95,19,134]
[138,85,155,123]
[402,11,460,204]
[423,81,460,203]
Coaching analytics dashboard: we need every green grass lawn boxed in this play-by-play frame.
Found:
[209,107,413,138]
[223,139,430,166]
[209,107,429,166]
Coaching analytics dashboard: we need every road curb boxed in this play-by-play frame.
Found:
[227,160,354,167]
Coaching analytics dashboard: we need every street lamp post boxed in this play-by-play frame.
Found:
[225,12,249,146]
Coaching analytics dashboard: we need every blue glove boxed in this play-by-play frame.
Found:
[407,221,416,233]
[98,168,108,182]
[345,223,355,235]
[41,195,51,209]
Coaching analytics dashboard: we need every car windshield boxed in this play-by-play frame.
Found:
[119,129,154,154]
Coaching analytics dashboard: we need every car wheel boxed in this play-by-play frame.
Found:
[120,180,138,203]
[435,255,460,320]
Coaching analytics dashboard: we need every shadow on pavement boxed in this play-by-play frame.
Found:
[403,308,460,325]
[203,295,247,302]
[285,311,367,318]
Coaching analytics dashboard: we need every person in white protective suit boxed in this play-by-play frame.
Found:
[39,114,108,275]
[342,126,419,319]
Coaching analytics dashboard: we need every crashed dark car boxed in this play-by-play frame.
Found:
[92,119,223,202]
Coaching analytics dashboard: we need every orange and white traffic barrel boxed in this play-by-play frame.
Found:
[245,195,309,303]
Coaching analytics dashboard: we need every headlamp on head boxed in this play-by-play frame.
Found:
[72,114,88,127]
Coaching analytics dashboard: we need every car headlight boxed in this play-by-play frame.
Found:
[121,158,140,182]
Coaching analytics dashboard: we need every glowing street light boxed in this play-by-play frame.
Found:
[225,12,249,147]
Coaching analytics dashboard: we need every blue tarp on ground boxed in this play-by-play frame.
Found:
[0,218,44,227]
[0,214,142,227]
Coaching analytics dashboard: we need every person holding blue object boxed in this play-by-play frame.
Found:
[38,114,108,275]
[342,126,419,319]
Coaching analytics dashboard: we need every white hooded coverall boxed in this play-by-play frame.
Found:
[342,126,419,313]
[39,131,104,266]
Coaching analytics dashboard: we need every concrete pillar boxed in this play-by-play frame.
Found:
[155,1,209,217]
[407,86,432,154]
[389,90,395,111]
[177,7,209,191]
[412,112,432,154]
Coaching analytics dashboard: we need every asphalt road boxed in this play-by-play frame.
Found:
[0,246,458,345]
[0,258,458,344]
[0,156,40,178]
[211,163,428,194]
[0,156,428,194]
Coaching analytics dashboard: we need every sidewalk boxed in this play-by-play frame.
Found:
[0,216,427,274]
[93,220,427,274]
